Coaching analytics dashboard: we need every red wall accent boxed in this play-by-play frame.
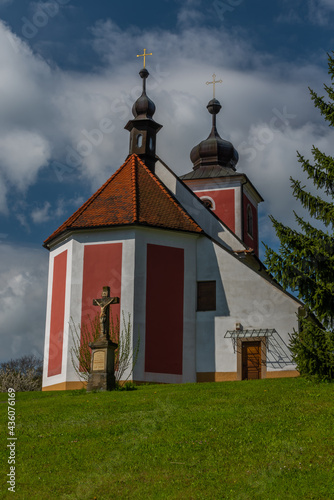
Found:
[145,244,184,375]
[81,243,122,341]
[243,193,259,256]
[195,188,235,232]
[48,251,67,377]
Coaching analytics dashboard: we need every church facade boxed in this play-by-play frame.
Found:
[42,66,301,391]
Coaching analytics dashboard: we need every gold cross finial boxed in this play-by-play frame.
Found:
[206,73,222,98]
[137,48,153,68]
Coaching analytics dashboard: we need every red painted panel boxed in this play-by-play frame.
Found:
[195,189,235,232]
[48,251,67,377]
[145,244,184,375]
[81,243,122,339]
[243,193,259,256]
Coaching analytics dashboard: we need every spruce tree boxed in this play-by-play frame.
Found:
[264,52,334,380]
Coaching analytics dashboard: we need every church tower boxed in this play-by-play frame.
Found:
[124,67,162,172]
[180,77,263,256]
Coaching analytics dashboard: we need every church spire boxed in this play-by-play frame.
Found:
[190,75,238,171]
[125,50,162,172]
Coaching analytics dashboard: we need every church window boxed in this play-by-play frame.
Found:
[197,281,216,311]
[201,197,215,210]
[137,134,143,147]
[149,136,154,151]
[247,205,253,237]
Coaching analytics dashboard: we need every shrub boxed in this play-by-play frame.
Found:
[0,355,43,392]
[70,312,140,385]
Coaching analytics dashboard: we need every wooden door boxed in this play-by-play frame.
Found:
[242,341,261,380]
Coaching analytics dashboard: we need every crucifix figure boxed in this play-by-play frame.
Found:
[93,286,120,338]
[137,48,152,68]
[206,73,223,98]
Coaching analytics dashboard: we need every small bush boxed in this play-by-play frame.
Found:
[0,355,43,392]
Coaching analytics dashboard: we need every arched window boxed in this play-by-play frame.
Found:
[201,197,215,210]
[247,205,253,237]
[137,134,143,147]
[149,136,154,151]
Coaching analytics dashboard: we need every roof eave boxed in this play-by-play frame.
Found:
[43,222,203,250]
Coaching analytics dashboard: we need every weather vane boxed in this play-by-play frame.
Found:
[206,73,222,98]
[137,48,153,68]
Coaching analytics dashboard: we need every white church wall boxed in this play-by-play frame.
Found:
[212,241,299,375]
[71,229,136,383]
[194,236,300,379]
[42,240,73,389]
[43,228,137,390]
[196,237,235,375]
[62,239,83,384]
[132,227,198,384]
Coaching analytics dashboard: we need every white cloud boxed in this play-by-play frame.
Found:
[30,196,84,224]
[176,0,206,28]
[276,10,303,24]
[0,130,51,191]
[0,244,48,363]
[308,0,333,25]
[0,19,330,228]
[31,201,51,223]
[277,0,334,25]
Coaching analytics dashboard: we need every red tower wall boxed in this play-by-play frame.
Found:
[194,188,235,232]
[145,244,184,375]
[48,250,67,377]
[243,193,258,256]
[81,243,122,338]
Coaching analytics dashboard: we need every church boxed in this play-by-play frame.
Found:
[42,59,301,391]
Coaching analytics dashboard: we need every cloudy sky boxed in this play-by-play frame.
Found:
[0,0,333,363]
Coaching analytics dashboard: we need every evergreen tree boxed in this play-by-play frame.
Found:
[264,52,334,380]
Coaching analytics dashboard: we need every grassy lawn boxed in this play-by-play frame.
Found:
[1,377,334,499]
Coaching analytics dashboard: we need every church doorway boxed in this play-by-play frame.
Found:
[242,341,261,380]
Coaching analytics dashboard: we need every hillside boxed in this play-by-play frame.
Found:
[1,378,334,499]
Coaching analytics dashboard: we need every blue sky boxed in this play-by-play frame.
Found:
[1,0,334,362]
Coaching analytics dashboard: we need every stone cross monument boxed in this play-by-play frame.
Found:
[87,286,119,391]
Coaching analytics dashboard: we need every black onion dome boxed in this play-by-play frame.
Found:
[190,98,239,170]
[132,68,156,119]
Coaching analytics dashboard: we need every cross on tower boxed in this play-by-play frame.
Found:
[206,73,223,98]
[137,48,153,68]
[93,286,119,339]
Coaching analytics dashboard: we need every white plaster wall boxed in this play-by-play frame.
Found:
[43,229,137,387]
[196,237,230,373]
[42,240,72,389]
[42,250,54,388]
[132,227,198,384]
[68,229,136,383]
[211,240,299,374]
[63,239,84,383]
[243,183,259,209]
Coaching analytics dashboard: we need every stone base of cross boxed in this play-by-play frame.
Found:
[87,286,119,391]
[87,336,118,391]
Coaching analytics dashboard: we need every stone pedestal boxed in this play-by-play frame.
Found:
[87,337,118,391]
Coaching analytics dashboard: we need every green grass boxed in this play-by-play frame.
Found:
[1,377,334,499]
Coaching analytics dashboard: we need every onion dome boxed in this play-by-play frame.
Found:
[132,68,156,119]
[190,98,239,170]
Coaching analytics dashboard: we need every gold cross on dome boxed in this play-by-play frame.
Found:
[137,48,153,68]
[206,73,223,98]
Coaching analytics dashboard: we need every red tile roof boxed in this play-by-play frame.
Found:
[44,154,203,247]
